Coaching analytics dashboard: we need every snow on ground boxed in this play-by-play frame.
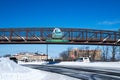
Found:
[0,58,80,80]
[18,61,48,65]
[2,57,120,80]
[0,58,30,73]
[55,61,120,69]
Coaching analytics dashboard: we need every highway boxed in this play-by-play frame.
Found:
[23,65,120,80]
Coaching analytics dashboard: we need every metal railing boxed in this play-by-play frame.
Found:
[0,28,120,45]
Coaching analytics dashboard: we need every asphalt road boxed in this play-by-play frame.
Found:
[23,65,120,80]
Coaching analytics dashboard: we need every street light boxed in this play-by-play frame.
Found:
[46,44,48,61]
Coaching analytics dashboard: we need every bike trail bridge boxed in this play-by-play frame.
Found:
[0,28,120,46]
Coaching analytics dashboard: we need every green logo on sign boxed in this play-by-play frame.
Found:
[46,28,69,42]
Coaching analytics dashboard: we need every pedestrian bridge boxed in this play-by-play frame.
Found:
[0,28,120,46]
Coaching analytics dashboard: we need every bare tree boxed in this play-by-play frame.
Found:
[118,46,120,60]
[68,47,73,51]
[59,51,69,61]
[111,46,118,61]
[85,46,90,57]
[118,29,120,60]
[102,46,109,61]
[78,46,85,57]
[67,47,74,61]
[91,46,98,61]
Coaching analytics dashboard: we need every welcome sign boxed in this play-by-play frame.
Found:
[46,28,69,42]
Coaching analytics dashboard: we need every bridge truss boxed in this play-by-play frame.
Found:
[0,28,120,46]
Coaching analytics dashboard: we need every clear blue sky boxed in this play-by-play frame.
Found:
[0,0,120,57]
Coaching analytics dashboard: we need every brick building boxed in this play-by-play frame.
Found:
[13,52,48,62]
[69,48,101,61]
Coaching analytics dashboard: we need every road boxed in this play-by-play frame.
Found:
[23,65,120,80]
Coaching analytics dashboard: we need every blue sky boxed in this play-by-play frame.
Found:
[0,0,120,30]
[0,44,98,58]
[0,0,120,57]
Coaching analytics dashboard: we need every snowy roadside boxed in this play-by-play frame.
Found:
[54,61,120,69]
[54,61,120,73]
[0,58,80,80]
[18,60,120,70]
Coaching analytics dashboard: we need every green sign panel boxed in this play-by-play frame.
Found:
[46,39,69,42]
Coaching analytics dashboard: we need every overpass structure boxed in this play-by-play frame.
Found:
[0,28,120,46]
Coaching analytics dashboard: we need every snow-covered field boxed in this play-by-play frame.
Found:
[0,58,80,80]
[54,61,120,73]
[55,61,120,69]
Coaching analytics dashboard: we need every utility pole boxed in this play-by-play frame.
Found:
[118,29,120,59]
[46,44,48,61]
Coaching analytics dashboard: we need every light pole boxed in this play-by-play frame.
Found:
[46,44,48,61]
[118,29,120,59]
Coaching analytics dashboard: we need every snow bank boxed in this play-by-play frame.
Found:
[0,58,79,80]
[0,58,30,73]
[55,61,120,69]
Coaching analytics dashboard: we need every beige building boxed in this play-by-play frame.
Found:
[69,48,101,61]
[13,53,48,62]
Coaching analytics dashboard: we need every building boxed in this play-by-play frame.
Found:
[13,52,48,62]
[69,48,101,61]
